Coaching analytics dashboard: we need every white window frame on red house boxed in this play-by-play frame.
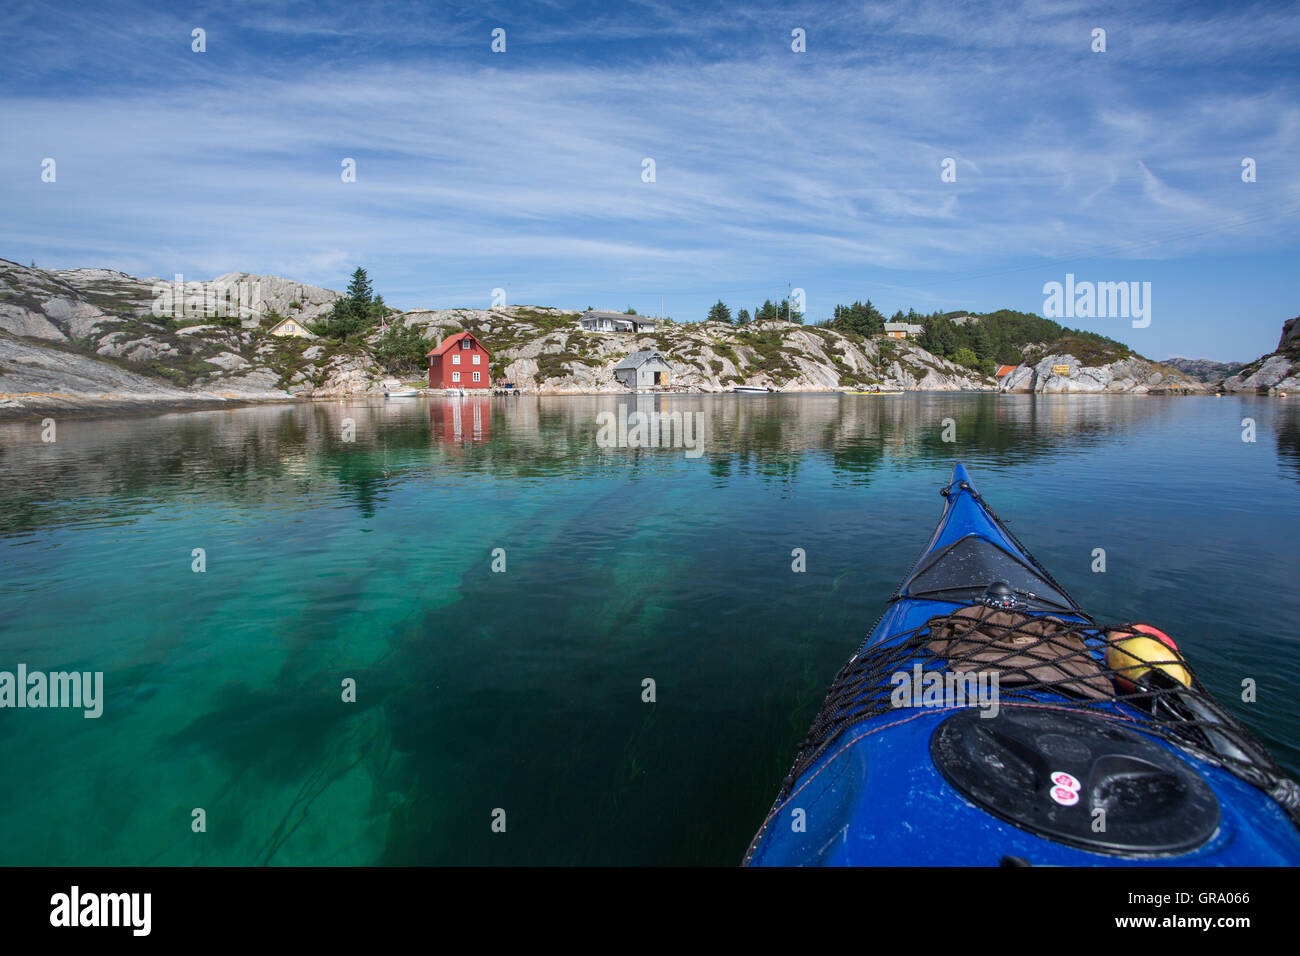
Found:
[472,354,480,365]
[461,339,472,349]
[453,354,460,364]
[473,371,480,382]
[452,371,460,382]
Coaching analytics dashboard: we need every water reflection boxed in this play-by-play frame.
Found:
[0,394,1245,530]
[429,395,492,445]
[1277,403,1300,482]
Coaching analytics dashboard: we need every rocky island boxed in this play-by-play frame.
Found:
[1,258,1292,416]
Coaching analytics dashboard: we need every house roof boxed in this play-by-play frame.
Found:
[884,322,925,334]
[996,364,1019,377]
[267,316,317,338]
[614,349,668,370]
[427,331,488,356]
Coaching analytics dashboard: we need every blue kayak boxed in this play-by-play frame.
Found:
[745,463,1300,866]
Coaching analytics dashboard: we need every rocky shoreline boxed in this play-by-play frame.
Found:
[1218,317,1300,393]
[997,352,1200,394]
[3,258,1293,418]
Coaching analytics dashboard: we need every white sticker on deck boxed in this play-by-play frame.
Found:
[1051,786,1080,806]
[1051,771,1081,791]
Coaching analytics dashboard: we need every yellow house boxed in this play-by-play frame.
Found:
[267,316,317,339]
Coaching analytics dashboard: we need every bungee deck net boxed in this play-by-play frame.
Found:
[775,612,1300,828]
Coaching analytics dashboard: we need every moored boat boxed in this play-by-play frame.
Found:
[382,379,420,397]
[733,385,773,394]
[744,463,1300,865]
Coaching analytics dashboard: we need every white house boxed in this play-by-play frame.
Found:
[579,310,658,333]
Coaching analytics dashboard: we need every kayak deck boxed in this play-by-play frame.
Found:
[744,464,1300,866]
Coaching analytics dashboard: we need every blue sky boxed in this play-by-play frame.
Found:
[2,0,1298,361]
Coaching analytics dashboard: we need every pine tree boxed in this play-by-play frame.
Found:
[707,300,733,324]
[313,266,381,342]
[345,267,374,305]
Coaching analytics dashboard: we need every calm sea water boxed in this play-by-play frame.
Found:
[1,393,1298,865]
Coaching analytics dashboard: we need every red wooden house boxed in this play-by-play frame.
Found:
[428,332,491,389]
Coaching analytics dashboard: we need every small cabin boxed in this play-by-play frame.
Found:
[267,316,317,339]
[884,322,925,340]
[614,350,671,390]
[428,332,491,389]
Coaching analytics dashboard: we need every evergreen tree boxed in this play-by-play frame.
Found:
[313,266,382,342]
[345,267,374,304]
[969,321,993,363]
[778,298,804,323]
[373,323,430,374]
[829,299,884,337]
[918,315,958,357]
[707,300,733,324]
[736,308,751,325]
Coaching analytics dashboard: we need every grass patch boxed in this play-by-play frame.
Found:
[535,350,586,382]
[1025,335,1133,367]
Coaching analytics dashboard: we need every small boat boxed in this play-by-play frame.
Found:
[732,385,773,394]
[847,389,903,395]
[382,379,420,397]
[745,463,1300,865]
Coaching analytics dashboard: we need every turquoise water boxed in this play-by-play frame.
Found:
[1,393,1297,865]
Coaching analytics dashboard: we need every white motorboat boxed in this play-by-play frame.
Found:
[383,379,421,397]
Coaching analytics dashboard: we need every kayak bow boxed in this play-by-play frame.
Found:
[744,463,1300,866]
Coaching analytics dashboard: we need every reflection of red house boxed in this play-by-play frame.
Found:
[430,397,491,443]
[428,332,491,389]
